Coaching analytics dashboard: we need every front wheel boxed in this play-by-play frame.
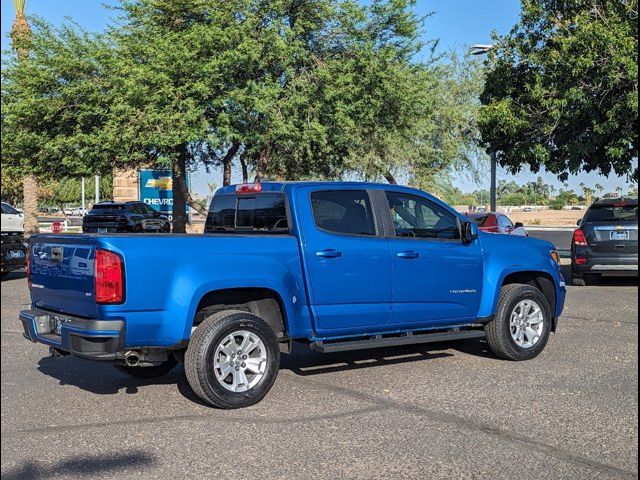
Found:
[185,310,280,409]
[485,283,552,361]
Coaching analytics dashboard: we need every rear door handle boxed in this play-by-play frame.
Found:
[397,250,420,259]
[316,249,342,258]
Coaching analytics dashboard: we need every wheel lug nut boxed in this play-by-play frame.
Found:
[241,363,246,368]
[242,355,247,359]
[235,366,239,371]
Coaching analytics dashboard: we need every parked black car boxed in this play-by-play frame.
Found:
[83,201,171,234]
[571,197,638,286]
[1,232,27,278]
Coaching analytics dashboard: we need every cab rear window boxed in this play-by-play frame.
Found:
[205,194,288,234]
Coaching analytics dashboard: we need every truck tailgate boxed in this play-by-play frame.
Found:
[29,235,98,318]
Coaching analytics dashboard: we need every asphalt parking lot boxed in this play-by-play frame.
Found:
[1,269,637,480]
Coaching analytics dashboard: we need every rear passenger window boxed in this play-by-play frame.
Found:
[311,190,375,236]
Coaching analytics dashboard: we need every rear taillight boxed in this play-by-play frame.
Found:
[572,229,588,247]
[95,249,124,304]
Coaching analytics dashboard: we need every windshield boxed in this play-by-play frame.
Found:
[584,203,638,223]
[466,214,489,226]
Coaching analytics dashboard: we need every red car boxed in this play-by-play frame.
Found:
[466,212,528,236]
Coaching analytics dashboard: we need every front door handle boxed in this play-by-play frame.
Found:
[316,249,343,258]
[397,250,420,259]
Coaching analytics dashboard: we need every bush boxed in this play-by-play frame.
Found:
[549,198,566,210]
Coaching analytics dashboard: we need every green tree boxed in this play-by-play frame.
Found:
[2,20,119,194]
[579,182,595,205]
[479,0,638,182]
[3,0,483,232]
[557,189,580,206]
[38,176,113,214]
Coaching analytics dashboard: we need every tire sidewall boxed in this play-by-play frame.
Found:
[200,314,280,408]
[498,286,552,360]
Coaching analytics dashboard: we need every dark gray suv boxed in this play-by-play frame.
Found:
[571,198,638,285]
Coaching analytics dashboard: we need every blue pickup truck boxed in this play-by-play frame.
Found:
[21,182,566,408]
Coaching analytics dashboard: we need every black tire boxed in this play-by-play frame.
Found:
[115,355,178,378]
[133,224,143,233]
[185,309,280,409]
[161,223,171,233]
[485,283,552,361]
[572,275,587,286]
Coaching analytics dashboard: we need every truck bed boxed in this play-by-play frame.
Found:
[28,233,308,345]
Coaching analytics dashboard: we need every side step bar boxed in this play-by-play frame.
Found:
[310,329,486,354]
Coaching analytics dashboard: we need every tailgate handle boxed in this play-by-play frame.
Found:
[51,247,63,263]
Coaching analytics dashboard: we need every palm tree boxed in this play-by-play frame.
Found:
[11,0,39,235]
[595,183,604,199]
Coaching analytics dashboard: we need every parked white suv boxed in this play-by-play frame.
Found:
[1,203,24,233]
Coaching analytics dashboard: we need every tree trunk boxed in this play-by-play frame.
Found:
[13,11,37,236]
[222,142,240,186]
[171,145,208,233]
[255,144,271,181]
[384,170,398,185]
[239,153,249,183]
[22,174,39,236]
[172,146,189,234]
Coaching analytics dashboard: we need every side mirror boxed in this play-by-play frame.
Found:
[514,222,524,229]
[461,221,479,244]
[576,218,582,227]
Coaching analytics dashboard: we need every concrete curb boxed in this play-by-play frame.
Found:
[527,226,576,231]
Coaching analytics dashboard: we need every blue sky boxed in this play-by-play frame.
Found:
[1,0,635,195]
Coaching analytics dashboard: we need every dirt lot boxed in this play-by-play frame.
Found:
[508,209,584,227]
[455,207,585,227]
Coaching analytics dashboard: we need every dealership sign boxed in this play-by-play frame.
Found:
[139,170,189,219]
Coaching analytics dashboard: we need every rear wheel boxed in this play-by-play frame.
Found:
[133,224,143,233]
[485,284,552,361]
[185,310,280,408]
[115,356,178,378]
[572,275,587,286]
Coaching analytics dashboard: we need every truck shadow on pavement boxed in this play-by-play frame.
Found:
[2,451,156,480]
[37,356,185,396]
[35,338,493,403]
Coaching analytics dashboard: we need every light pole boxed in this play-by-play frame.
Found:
[470,44,497,211]
[81,177,86,214]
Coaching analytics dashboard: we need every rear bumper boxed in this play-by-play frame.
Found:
[82,225,130,233]
[572,252,638,276]
[20,307,124,360]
